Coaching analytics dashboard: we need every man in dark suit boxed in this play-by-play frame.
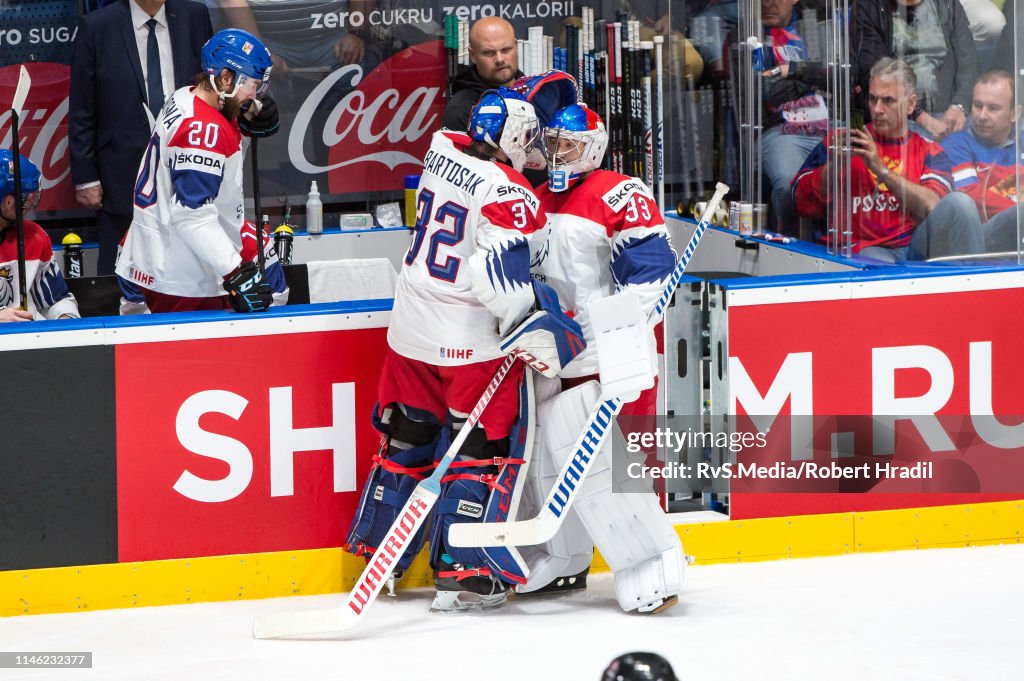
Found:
[70,0,213,275]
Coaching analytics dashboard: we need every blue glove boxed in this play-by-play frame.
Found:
[500,281,586,377]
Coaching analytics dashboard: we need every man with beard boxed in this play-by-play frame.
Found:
[116,28,281,312]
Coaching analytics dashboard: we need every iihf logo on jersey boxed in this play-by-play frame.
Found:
[440,347,474,360]
[0,267,14,308]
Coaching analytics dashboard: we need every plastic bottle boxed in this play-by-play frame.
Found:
[273,224,294,265]
[404,175,420,228]
[61,231,83,278]
[306,180,323,234]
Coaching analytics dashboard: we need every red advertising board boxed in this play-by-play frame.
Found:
[726,281,1024,519]
[0,62,76,212]
[115,327,388,562]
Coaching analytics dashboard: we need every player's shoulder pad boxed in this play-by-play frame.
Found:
[167,97,241,157]
[490,164,541,213]
[20,221,54,260]
[598,172,656,213]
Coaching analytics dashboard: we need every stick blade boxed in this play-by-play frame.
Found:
[448,513,560,548]
[12,65,31,117]
[253,607,357,639]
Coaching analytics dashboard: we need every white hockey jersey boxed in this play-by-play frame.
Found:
[388,131,546,366]
[0,221,79,320]
[535,170,675,378]
[116,86,246,298]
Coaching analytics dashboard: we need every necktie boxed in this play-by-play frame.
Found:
[145,18,164,117]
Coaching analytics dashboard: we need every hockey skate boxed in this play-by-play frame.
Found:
[637,594,678,614]
[515,566,589,597]
[430,555,510,612]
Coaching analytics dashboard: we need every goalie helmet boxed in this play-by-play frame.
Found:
[0,149,42,213]
[201,29,273,101]
[468,88,541,173]
[508,70,578,128]
[602,652,677,681]
[544,103,608,192]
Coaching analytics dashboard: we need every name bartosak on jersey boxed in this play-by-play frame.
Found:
[422,149,485,196]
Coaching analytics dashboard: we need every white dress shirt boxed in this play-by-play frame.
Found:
[129,0,176,112]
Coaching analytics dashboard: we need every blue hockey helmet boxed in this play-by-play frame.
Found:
[0,149,42,212]
[545,103,608,192]
[508,70,578,128]
[468,88,541,173]
[202,29,273,99]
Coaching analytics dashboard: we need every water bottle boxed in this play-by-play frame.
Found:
[274,224,294,265]
[306,180,323,234]
[404,175,420,228]
[62,231,83,278]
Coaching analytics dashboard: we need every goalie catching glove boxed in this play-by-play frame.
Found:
[223,261,273,312]
[500,281,585,377]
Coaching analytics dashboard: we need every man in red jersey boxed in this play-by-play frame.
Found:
[793,57,984,262]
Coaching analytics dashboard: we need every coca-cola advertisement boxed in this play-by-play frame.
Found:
[0,1,80,215]
[0,0,595,216]
[204,0,582,208]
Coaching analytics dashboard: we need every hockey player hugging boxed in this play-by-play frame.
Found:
[343,87,587,612]
[344,69,688,617]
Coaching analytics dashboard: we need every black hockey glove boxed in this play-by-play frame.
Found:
[239,96,280,138]
[223,261,273,313]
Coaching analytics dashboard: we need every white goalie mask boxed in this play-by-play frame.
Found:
[544,104,609,192]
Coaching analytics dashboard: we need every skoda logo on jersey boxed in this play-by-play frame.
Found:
[456,501,483,519]
[605,182,644,209]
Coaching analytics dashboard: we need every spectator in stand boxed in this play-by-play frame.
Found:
[442,17,524,132]
[855,0,980,142]
[993,1,1016,75]
[0,150,80,321]
[943,71,1022,253]
[70,0,213,275]
[793,58,984,262]
[959,0,1005,45]
[757,0,831,233]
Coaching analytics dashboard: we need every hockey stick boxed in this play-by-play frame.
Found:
[245,100,267,275]
[653,36,665,211]
[252,353,519,639]
[641,41,654,189]
[10,65,30,312]
[449,182,729,549]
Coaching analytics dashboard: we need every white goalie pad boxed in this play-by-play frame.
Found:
[589,289,657,403]
[518,378,685,610]
[517,378,599,594]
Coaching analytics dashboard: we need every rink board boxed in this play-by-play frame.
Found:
[4,268,1024,616]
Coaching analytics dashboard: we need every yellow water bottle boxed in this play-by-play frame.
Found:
[405,175,420,228]
[61,231,83,278]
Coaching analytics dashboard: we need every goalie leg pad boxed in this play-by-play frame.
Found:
[433,378,533,585]
[573,428,686,612]
[528,381,684,612]
[344,404,439,573]
[518,380,603,594]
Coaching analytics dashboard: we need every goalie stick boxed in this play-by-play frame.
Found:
[448,183,730,549]
[252,353,518,639]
